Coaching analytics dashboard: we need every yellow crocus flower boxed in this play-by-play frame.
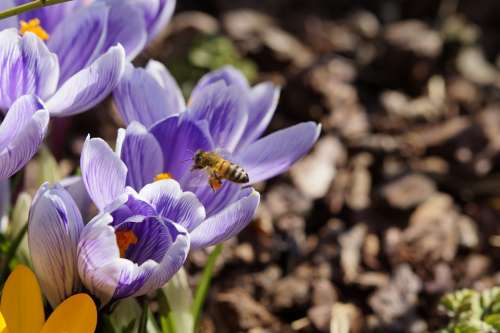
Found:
[0,265,97,333]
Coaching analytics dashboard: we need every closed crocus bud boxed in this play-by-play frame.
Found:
[28,183,84,308]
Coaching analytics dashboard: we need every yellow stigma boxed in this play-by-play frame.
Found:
[154,172,173,182]
[115,229,138,257]
[19,19,49,41]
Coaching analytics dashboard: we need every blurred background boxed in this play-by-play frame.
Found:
[43,0,500,332]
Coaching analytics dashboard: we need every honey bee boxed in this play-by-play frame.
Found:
[191,149,249,191]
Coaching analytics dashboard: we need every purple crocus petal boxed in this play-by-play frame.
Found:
[114,216,170,265]
[115,122,163,190]
[190,181,241,217]
[238,82,281,148]
[81,136,127,210]
[190,66,249,101]
[145,0,176,41]
[236,122,321,184]
[113,63,174,128]
[46,44,126,117]
[103,0,147,60]
[139,179,205,232]
[134,222,189,296]
[60,176,92,220]
[0,95,49,180]
[48,3,109,83]
[28,183,84,308]
[77,212,124,304]
[110,189,157,226]
[187,81,248,152]
[190,189,259,249]
[150,115,214,180]
[145,60,185,114]
[16,0,90,34]
[0,1,17,30]
[0,29,59,110]
[0,95,43,150]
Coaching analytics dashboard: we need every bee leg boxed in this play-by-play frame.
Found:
[208,172,223,191]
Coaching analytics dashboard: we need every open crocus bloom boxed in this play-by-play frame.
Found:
[80,131,260,249]
[77,181,191,305]
[0,0,176,116]
[114,62,321,185]
[0,265,96,333]
[29,181,192,306]
[0,95,49,180]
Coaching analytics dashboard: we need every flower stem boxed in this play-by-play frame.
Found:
[0,0,74,20]
[192,244,223,329]
[0,223,28,286]
[138,299,149,333]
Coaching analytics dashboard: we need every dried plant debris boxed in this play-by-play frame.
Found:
[386,193,478,264]
[369,265,424,331]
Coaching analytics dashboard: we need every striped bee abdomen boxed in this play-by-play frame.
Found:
[227,163,249,183]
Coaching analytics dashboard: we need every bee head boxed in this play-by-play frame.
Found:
[193,149,204,168]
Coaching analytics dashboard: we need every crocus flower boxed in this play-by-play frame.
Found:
[0,27,125,117]
[0,265,97,333]
[77,181,192,305]
[0,0,176,116]
[28,183,84,308]
[0,95,49,180]
[80,130,260,249]
[28,180,192,306]
[114,62,321,185]
[108,63,318,247]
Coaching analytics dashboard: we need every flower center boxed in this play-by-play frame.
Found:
[154,172,172,182]
[19,19,49,41]
[115,229,138,257]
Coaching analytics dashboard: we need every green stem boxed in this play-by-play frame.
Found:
[0,223,28,286]
[138,299,149,333]
[192,244,223,329]
[0,0,74,20]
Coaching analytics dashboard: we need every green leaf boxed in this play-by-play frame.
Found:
[192,244,223,329]
[109,298,142,332]
[0,223,28,286]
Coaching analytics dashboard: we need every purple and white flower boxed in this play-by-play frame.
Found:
[28,183,84,308]
[80,133,260,250]
[114,62,321,184]
[0,0,176,117]
[0,95,49,180]
[28,179,194,306]
[80,64,317,250]
[77,181,191,305]
[0,28,125,117]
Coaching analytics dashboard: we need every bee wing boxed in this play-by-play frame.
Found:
[184,168,209,188]
[214,148,233,160]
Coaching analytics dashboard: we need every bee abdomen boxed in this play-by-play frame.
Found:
[228,164,249,183]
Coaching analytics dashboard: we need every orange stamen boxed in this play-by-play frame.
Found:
[154,172,173,182]
[115,229,138,257]
[19,19,49,41]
